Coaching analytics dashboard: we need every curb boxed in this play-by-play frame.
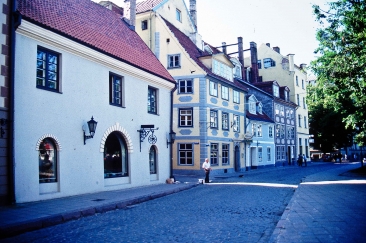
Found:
[0,183,198,239]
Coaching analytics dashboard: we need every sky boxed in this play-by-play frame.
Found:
[94,0,330,67]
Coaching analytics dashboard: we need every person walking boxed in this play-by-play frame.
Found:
[202,158,212,183]
[297,154,303,167]
[303,154,307,167]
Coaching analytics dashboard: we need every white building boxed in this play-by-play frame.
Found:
[12,0,175,203]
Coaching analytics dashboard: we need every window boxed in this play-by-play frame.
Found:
[273,85,279,97]
[234,65,242,79]
[148,87,158,114]
[252,123,257,137]
[168,54,180,69]
[303,97,306,109]
[233,90,240,103]
[276,146,285,160]
[257,124,262,137]
[210,110,218,128]
[286,109,290,118]
[287,126,295,139]
[263,58,276,68]
[275,104,280,115]
[257,60,262,69]
[285,91,289,101]
[179,108,193,127]
[109,73,123,107]
[298,114,302,127]
[296,76,299,86]
[267,147,271,162]
[39,138,57,183]
[249,102,256,114]
[281,124,285,139]
[222,112,229,130]
[221,86,229,100]
[257,104,263,114]
[297,94,301,106]
[213,59,233,81]
[179,79,193,93]
[179,144,193,165]
[304,116,307,128]
[258,147,263,162]
[176,8,182,22]
[141,20,148,30]
[210,143,218,165]
[233,114,240,132]
[222,144,229,165]
[302,79,305,89]
[280,106,284,117]
[209,81,218,97]
[269,126,273,138]
[149,146,157,174]
[104,132,128,178]
[37,47,59,91]
[276,124,280,138]
[290,110,294,119]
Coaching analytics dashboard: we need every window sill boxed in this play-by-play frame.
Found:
[36,86,62,94]
[109,103,125,108]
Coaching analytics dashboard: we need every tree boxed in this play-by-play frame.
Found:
[307,84,354,153]
[311,0,366,145]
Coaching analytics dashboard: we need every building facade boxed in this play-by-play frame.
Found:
[11,0,175,203]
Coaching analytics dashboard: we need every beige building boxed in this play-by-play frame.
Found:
[245,43,310,158]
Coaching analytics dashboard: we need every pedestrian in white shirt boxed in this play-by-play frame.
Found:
[202,158,212,183]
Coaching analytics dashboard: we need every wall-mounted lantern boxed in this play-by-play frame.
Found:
[83,116,97,145]
[166,131,176,148]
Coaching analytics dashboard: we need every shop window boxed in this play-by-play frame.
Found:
[104,132,128,178]
[39,138,57,183]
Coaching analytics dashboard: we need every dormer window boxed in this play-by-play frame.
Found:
[213,59,233,81]
[141,20,148,30]
[285,91,289,101]
[264,58,276,68]
[233,64,242,79]
[257,103,263,114]
[273,85,279,97]
[249,102,256,114]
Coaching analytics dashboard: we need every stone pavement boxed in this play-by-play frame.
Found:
[0,162,365,242]
[269,162,366,243]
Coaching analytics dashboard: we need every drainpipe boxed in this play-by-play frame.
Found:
[8,0,19,204]
[169,82,177,179]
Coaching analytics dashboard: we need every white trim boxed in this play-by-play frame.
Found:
[16,20,175,90]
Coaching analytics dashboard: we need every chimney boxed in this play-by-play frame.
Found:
[124,0,136,27]
[238,37,246,82]
[190,0,197,31]
[250,41,259,83]
[222,42,227,55]
[273,46,280,54]
[288,54,295,72]
[266,43,270,47]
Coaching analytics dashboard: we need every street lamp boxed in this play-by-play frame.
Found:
[83,116,97,145]
[166,131,176,148]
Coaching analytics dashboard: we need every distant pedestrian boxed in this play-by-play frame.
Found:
[303,154,307,167]
[202,158,212,183]
[297,154,303,167]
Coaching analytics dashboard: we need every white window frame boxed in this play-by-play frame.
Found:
[233,90,240,103]
[209,81,218,97]
[221,86,229,100]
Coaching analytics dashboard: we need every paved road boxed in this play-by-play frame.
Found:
[0,163,360,243]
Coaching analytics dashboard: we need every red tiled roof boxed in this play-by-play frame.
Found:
[136,0,165,13]
[17,0,175,83]
[162,18,248,91]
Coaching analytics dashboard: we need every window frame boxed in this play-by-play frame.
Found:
[258,147,263,162]
[222,144,229,165]
[141,20,148,30]
[222,112,229,130]
[36,46,60,92]
[167,54,181,69]
[233,90,240,103]
[209,81,218,97]
[179,108,193,127]
[176,8,182,22]
[148,86,158,114]
[178,143,193,165]
[178,79,193,94]
[210,143,218,165]
[267,147,271,162]
[263,58,276,68]
[269,126,273,138]
[109,72,124,107]
[221,85,229,100]
[210,110,218,129]
[233,114,240,132]
[257,124,262,137]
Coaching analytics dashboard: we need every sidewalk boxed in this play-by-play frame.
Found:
[269,162,366,243]
[0,181,200,239]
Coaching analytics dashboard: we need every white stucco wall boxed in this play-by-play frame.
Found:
[13,21,174,203]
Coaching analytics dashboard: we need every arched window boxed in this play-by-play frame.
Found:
[39,138,57,183]
[149,146,157,174]
[104,131,128,178]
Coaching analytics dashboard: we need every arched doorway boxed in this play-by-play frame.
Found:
[38,138,57,183]
[103,131,128,178]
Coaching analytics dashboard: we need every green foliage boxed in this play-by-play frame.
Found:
[311,0,366,145]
